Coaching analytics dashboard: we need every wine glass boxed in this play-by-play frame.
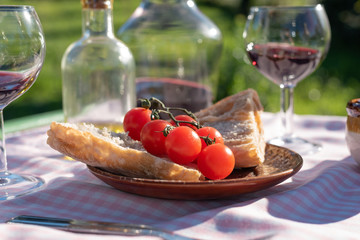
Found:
[0,6,46,200]
[243,5,331,154]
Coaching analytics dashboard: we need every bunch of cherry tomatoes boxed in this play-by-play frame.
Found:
[123,98,235,180]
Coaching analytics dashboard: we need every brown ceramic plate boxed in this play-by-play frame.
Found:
[88,144,303,200]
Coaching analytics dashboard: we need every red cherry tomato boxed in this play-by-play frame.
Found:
[170,115,198,130]
[197,144,235,180]
[123,107,152,141]
[196,127,224,150]
[165,126,202,164]
[140,120,171,157]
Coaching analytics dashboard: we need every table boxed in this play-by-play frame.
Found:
[0,112,359,240]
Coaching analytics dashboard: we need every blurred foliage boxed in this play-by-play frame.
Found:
[1,0,359,119]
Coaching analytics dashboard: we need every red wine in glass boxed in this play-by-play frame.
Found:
[247,43,322,87]
[0,70,39,108]
[0,5,45,200]
[243,5,331,154]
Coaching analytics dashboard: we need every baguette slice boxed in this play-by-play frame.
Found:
[47,122,203,181]
[195,89,266,168]
[47,88,265,181]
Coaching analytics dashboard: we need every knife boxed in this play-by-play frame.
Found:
[7,215,195,240]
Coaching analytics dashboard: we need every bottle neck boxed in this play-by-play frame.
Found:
[82,7,114,38]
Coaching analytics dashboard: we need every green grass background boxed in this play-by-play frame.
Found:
[1,0,359,120]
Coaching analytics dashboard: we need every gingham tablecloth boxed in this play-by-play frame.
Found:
[1,112,359,240]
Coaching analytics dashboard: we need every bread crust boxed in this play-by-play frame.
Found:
[196,89,266,168]
[47,122,203,181]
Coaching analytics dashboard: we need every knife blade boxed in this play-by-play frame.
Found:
[7,215,195,240]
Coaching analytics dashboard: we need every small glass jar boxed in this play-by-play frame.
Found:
[62,0,135,132]
[346,98,360,166]
[117,0,222,112]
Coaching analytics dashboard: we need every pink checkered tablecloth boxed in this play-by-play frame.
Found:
[0,112,359,240]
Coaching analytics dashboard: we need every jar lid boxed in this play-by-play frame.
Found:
[346,98,360,118]
[81,0,113,9]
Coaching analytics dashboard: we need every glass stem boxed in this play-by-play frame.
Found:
[280,85,294,138]
[0,109,7,174]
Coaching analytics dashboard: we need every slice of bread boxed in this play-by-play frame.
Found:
[195,89,266,168]
[47,122,203,181]
[47,88,265,181]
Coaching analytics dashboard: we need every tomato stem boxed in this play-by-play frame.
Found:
[200,134,216,146]
[138,98,151,109]
[162,126,175,137]
[142,97,202,129]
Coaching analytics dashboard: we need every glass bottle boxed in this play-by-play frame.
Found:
[62,0,135,132]
[117,0,222,112]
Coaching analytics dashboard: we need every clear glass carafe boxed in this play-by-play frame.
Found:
[117,0,222,112]
[62,0,135,132]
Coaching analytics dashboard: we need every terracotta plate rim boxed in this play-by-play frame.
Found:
[87,144,303,186]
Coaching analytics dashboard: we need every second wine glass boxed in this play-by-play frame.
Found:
[243,5,331,154]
